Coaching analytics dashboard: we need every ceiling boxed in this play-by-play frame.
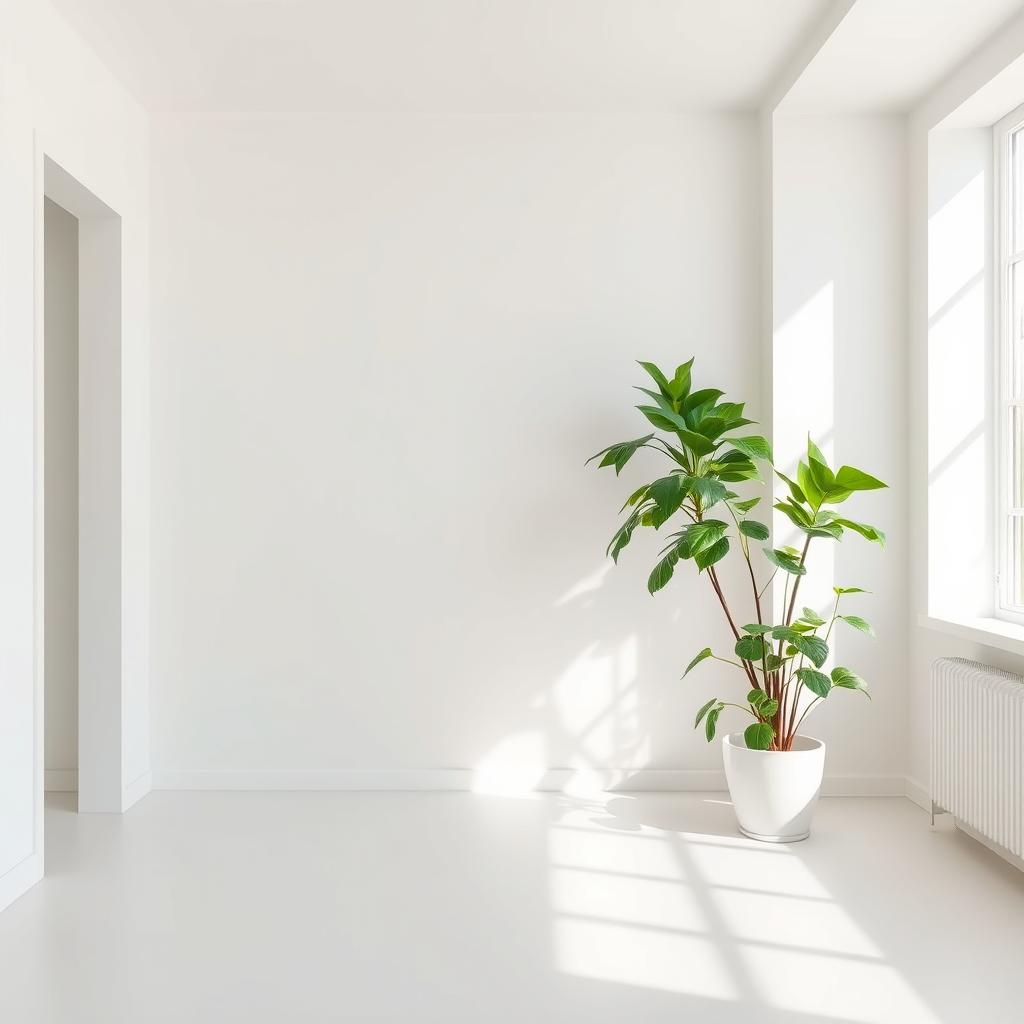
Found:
[783,0,1024,112]
[48,0,834,113]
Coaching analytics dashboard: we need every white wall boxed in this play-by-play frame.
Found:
[149,112,760,782]
[772,112,909,777]
[0,0,150,908]
[43,198,78,785]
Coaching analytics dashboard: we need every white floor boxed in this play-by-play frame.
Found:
[0,794,1021,1023]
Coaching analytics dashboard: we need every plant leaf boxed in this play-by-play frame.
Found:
[587,433,655,475]
[705,704,722,742]
[738,520,769,541]
[732,496,761,514]
[727,435,773,462]
[684,519,728,555]
[791,634,829,668]
[833,586,869,595]
[838,614,875,637]
[796,667,832,698]
[832,666,870,697]
[677,429,717,456]
[835,466,887,491]
[694,536,730,571]
[647,548,679,594]
[735,635,766,661]
[800,607,826,627]
[637,361,672,399]
[687,476,728,510]
[683,648,713,678]
[762,547,807,575]
[833,518,886,547]
[694,697,717,728]
[744,722,774,750]
[648,475,690,519]
[742,624,774,635]
[637,405,687,433]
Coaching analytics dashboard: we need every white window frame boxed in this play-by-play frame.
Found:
[994,102,1024,625]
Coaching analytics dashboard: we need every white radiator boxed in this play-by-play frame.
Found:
[931,658,1024,859]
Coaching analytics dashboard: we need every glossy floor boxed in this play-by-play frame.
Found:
[0,793,1020,1022]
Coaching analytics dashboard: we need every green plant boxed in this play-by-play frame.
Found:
[587,358,886,751]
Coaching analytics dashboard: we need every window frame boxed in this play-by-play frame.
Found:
[994,101,1024,625]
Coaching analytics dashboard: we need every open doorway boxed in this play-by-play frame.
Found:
[43,198,79,806]
[41,157,123,816]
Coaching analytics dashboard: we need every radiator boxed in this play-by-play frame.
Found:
[931,658,1024,859]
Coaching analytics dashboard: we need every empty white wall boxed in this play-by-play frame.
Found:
[149,112,759,782]
[43,197,79,787]
[772,112,909,778]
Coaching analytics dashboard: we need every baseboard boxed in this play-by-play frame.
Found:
[0,852,42,914]
[122,771,152,810]
[904,775,930,812]
[152,767,909,796]
[44,770,77,792]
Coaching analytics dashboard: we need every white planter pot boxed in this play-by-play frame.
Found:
[722,732,826,843]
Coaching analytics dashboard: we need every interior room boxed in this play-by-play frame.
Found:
[2,1,1024,1021]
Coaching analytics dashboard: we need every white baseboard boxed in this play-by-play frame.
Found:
[0,853,42,914]
[44,770,77,792]
[122,771,152,810]
[904,775,930,812]
[152,767,909,796]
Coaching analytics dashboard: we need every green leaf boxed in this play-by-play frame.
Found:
[833,586,869,595]
[806,437,835,492]
[694,536,729,571]
[763,547,807,575]
[683,648,713,678]
[800,607,826,627]
[637,405,687,433]
[682,388,724,416]
[738,520,769,541]
[685,519,728,555]
[758,698,779,719]
[741,624,774,635]
[747,688,766,707]
[796,667,832,698]
[727,435,773,462]
[620,484,649,512]
[732,496,761,514]
[791,634,829,668]
[607,509,644,562]
[832,666,870,697]
[773,500,812,529]
[838,614,875,637]
[797,461,823,507]
[835,466,887,492]
[647,548,679,594]
[705,704,722,742]
[677,429,717,456]
[587,433,655,475]
[735,635,766,661]
[764,654,785,671]
[668,359,694,400]
[775,470,807,505]
[687,476,728,510]
[637,361,672,399]
[744,722,774,750]
[833,518,886,547]
[647,475,690,519]
[694,697,717,727]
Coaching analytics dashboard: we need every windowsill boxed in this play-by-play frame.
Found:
[919,613,1024,658]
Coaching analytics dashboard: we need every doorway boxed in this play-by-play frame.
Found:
[41,157,123,815]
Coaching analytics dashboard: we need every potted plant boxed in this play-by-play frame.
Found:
[588,358,886,841]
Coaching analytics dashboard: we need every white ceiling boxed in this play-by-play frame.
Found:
[48,0,835,113]
[782,0,1024,112]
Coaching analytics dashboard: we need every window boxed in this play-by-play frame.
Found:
[995,105,1024,622]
